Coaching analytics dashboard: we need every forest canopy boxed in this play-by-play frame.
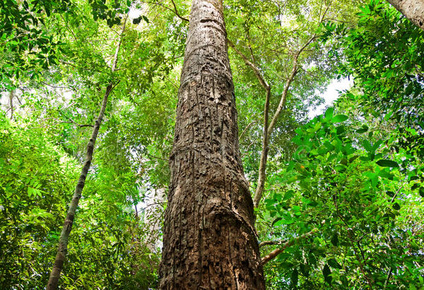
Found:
[0,0,423,288]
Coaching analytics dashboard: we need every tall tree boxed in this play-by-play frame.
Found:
[159,0,265,288]
[387,0,424,30]
[46,15,128,290]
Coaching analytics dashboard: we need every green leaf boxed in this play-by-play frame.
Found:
[410,175,419,181]
[392,203,400,210]
[330,233,339,246]
[356,125,368,133]
[272,217,282,226]
[325,107,334,120]
[328,258,342,269]
[336,126,345,135]
[292,205,301,216]
[385,191,395,197]
[313,122,322,132]
[133,16,142,24]
[281,218,295,225]
[362,140,372,152]
[360,156,370,161]
[349,155,359,163]
[379,170,394,180]
[28,187,42,197]
[419,187,424,198]
[372,139,383,151]
[291,268,298,288]
[376,159,399,168]
[323,264,332,284]
[283,190,294,201]
[332,115,348,123]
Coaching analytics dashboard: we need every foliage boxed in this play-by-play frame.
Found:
[0,111,75,288]
[0,110,162,288]
[0,0,182,287]
[0,0,131,90]
[257,2,424,288]
[323,0,424,154]
[260,106,424,288]
[0,0,72,89]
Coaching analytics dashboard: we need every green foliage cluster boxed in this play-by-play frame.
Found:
[323,0,424,154]
[260,107,423,288]
[0,0,72,89]
[0,112,75,288]
[0,0,183,288]
[256,1,424,288]
[0,111,161,288]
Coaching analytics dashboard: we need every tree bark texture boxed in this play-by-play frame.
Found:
[387,0,424,31]
[159,0,265,288]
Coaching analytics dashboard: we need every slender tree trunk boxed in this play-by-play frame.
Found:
[159,0,265,288]
[387,0,424,31]
[254,89,270,208]
[8,90,15,120]
[46,17,127,290]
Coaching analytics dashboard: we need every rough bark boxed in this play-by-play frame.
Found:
[159,0,265,288]
[387,0,424,31]
[46,17,127,290]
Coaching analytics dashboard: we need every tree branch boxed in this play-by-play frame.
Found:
[261,228,318,265]
[153,1,189,22]
[61,121,94,128]
[239,120,257,141]
[259,239,287,248]
[266,36,315,138]
[170,0,189,22]
[383,267,393,289]
[253,87,271,208]
[227,39,273,209]
[227,39,269,90]
[253,36,315,208]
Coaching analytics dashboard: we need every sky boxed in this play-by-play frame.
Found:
[309,78,353,118]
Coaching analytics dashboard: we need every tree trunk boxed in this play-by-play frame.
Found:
[46,85,113,290]
[159,0,265,288]
[387,0,424,31]
[46,17,127,289]
[9,90,14,120]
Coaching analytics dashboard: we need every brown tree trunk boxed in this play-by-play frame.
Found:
[387,0,424,31]
[159,0,265,288]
